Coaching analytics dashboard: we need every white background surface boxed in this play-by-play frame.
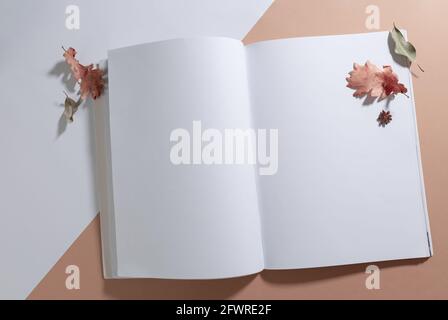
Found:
[0,0,272,299]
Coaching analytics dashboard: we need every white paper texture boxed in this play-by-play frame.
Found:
[246,32,431,269]
[107,38,264,278]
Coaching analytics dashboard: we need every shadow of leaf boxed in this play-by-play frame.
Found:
[48,60,78,93]
[49,60,79,137]
[48,61,77,93]
[384,95,394,110]
[362,95,377,106]
[57,112,68,137]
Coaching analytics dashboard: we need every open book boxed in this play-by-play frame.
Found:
[94,32,432,279]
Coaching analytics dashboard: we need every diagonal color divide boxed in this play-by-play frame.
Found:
[29,0,448,299]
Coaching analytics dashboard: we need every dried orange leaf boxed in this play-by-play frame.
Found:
[63,47,87,82]
[379,66,407,98]
[63,47,105,100]
[346,61,407,100]
[79,65,105,100]
[346,61,383,98]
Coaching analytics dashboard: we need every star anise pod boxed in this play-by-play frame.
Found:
[377,110,392,127]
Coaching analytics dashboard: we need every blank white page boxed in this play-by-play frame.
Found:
[247,32,431,269]
[106,38,264,278]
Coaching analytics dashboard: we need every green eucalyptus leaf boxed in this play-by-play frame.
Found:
[63,92,82,123]
[390,23,417,63]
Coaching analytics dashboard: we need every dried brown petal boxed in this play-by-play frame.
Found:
[377,110,392,127]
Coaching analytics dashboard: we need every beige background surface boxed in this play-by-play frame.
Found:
[29,0,448,299]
